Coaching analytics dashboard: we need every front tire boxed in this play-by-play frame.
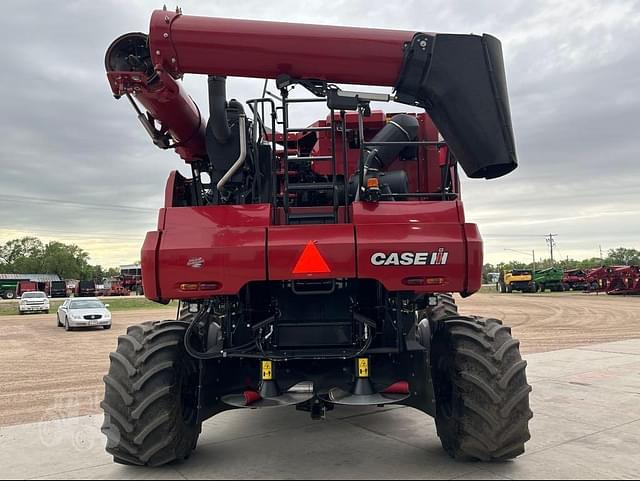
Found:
[101,320,201,467]
[431,316,532,461]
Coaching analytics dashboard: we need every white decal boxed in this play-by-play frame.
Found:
[370,249,449,266]
[187,257,205,269]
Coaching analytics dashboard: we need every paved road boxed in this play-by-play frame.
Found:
[2,339,639,480]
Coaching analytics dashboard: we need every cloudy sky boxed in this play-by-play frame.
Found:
[1,0,639,267]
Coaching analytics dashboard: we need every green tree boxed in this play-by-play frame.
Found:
[607,248,640,266]
[41,241,91,280]
[105,267,121,278]
[0,237,45,273]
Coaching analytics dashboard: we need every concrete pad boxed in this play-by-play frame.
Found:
[483,428,640,480]
[32,465,184,481]
[0,415,109,480]
[336,406,443,453]
[524,349,638,380]
[451,471,512,480]
[558,360,640,394]
[176,420,476,480]
[577,339,640,356]
[1,339,639,480]
[529,379,640,428]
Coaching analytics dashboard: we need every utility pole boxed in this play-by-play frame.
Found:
[599,245,604,264]
[545,234,557,264]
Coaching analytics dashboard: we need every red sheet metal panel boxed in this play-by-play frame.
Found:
[268,225,356,281]
[155,205,270,298]
[355,222,468,293]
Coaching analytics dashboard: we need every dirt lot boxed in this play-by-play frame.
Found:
[0,293,638,427]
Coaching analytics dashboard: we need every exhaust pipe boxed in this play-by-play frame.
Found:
[208,76,231,144]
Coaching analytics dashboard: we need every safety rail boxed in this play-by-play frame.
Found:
[249,81,457,225]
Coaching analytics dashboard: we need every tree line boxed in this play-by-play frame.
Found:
[0,237,121,281]
[483,247,640,283]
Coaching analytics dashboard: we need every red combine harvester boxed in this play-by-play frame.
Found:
[101,10,532,467]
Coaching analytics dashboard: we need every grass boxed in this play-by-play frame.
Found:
[0,297,178,317]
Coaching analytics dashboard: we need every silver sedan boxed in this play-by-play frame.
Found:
[57,298,112,331]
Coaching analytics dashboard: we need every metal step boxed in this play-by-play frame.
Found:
[288,183,336,192]
[288,212,337,224]
[287,126,332,133]
[287,156,334,162]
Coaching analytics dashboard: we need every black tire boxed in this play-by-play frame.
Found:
[64,318,72,331]
[431,315,532,461]
[104,325,112,330]
[427,293,459,322]
[5,291,15,300]
[57,314,63,328]
[101,319,201,467]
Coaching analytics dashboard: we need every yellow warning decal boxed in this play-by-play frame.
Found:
[262,360,273,381]
[357,358,369,378]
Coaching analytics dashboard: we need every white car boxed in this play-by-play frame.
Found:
[57,298,112,331]
[19,291,50,314]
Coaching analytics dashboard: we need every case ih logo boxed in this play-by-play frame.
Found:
[371,248,449,266]
[187,257,205,269]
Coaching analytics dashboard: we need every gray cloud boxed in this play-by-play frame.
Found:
[1,0,639,266]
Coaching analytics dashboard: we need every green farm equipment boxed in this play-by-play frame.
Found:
[534,267,567,292]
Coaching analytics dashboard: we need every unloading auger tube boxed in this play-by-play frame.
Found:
[105,9,517,179]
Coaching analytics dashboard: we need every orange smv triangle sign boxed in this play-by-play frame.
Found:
[292,241,331,275]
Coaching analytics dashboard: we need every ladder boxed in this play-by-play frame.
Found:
[280,89,342,225]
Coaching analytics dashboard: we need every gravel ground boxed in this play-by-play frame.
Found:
[0,293,638,427]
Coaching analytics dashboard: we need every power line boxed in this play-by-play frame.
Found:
[0,194,157,213]
[0,226,147,241]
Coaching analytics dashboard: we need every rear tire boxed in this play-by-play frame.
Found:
[101,319,201,467]
[431,316,532,461]
[5,291,15,300]
[426,293,458,322]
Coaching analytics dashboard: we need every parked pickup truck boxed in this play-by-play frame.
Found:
[19,291,50,314]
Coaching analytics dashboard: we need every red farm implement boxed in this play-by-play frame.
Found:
[585,266,640,295]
